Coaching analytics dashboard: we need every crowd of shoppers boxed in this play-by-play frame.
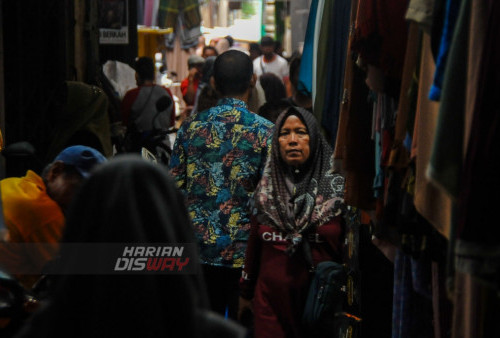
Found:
[1,35,346,338]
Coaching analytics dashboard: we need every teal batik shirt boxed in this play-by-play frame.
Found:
[169,98,274,268]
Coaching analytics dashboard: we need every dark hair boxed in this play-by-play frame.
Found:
[201,56,217,84]
[258,99,291,124]
[42,163,83,182]
[202,45,218,57]
[225,35,234,47]
[213,50,253,96]
[48,156,209,337]
[260,36,274,47]
[249,42,261,54]
[197,85,220,113]
[274,40,283,53]
[134,57,155,81]
[259,73,287,103]
[289,54,302,90]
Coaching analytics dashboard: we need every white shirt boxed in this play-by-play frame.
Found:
[253,54,289,82]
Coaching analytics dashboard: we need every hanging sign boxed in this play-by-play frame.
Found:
[98,0,129,44]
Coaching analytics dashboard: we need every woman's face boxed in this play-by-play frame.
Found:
[278,115,310,167]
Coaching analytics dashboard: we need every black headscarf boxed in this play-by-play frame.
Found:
[200,56,217,85]
[19,155,208,338]
[253,107,345,251]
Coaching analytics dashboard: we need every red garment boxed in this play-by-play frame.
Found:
[352,0,408,79]
[180,77,200,97]
[120,85,176,128]
[240,218,343,338]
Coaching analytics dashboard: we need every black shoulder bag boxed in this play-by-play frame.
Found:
[301,235,347,337]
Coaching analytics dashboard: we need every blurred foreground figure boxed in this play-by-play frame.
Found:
[0,146,106,289]
[15,156,245,338]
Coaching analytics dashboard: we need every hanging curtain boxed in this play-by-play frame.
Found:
[318,0,351,147]
[297,0,319,97]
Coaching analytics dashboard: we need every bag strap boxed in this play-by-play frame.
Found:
[260,57,266,75]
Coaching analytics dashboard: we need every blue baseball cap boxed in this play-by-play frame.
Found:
[54,145,107,178]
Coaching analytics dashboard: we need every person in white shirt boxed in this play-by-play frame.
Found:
[253,36,289,83]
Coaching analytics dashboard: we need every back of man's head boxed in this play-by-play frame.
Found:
[134,57,155,82]
[213,50,253,97]
[249,42,261,54]
[260,36,275,47]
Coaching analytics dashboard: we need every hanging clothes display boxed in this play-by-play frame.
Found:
[411,32,452,238]
[392,250,434,338]
[143,0,155,26]
[351,0,409,82]
[447,2,494,337]
[333,0,376,211]
[163,17,200,50]
[428,0,462,101]
[157,0,201,29]
[297,0,319,97]
[455,0,500,292]
[388,21,421,171]
[317,0,351,147]
[137,0,144,25]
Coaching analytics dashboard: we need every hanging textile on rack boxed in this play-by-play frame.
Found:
[333,0,376,211]
[159,0,201,51]
[297,0,319,97]
[428,0,462,101]
[137,0,144,25]
[143,0,154,26]
[410,32,452,239]
[157,0,201,30]
[316,0,351,147]
[163,15,201,50]
[456,0,500,292]
[427,0,475,201]
[388,21,421,171]
[392,250,434,338]
[351,0,409,81]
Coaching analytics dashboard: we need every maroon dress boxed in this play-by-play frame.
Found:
[240,217,343,338]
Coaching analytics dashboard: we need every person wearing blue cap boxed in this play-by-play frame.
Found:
[0,145,106,289]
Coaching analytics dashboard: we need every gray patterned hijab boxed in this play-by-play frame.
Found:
[253,107,345,250]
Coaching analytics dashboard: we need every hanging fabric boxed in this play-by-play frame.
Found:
[157,0,201,30]
[428,0,462,101]
[333,0,376,211]
[351,0,409,81]
[411,32,452,239]
[456,0,500,292]
[137,0,145,25]
[318,0,351,147]
[143,0,155,26]
[297,0,319,97]
[311,0,324,109]
[164,15,201,51]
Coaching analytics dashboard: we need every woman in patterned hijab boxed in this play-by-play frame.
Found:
[239,106,346,338]
[254,106,345,251]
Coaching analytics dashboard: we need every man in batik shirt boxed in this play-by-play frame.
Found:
[170,50,273,320]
